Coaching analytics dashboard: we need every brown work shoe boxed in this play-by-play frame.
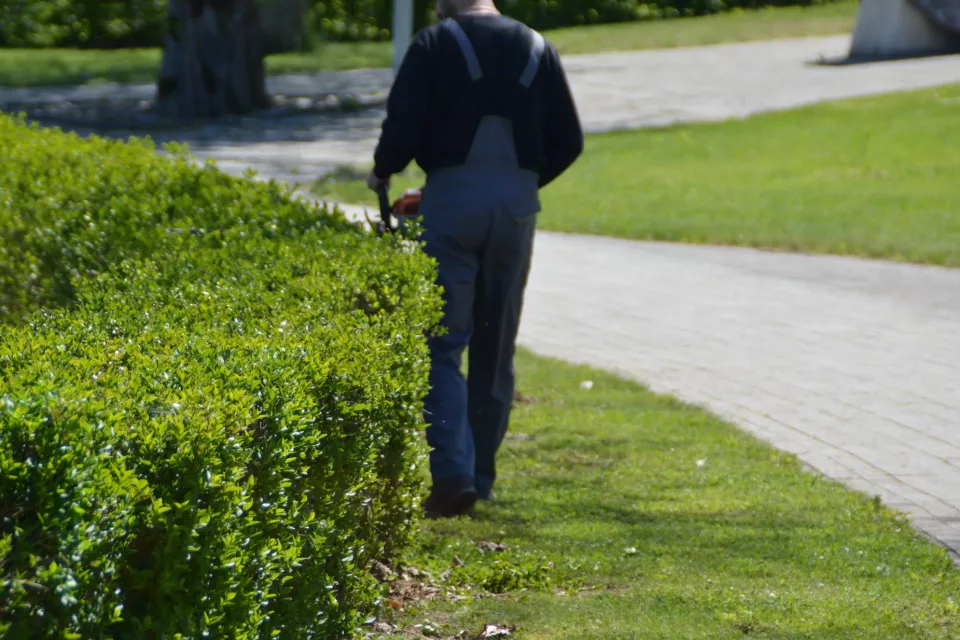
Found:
[424,479,478,519]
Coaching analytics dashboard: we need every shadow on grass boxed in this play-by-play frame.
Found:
[454,448,958,585]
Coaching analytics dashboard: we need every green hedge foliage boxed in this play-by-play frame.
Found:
[0,0,845,47]
[491,0,842,30]
[0,0,167,48]
[0,112,444,638]
[0,113,353,324]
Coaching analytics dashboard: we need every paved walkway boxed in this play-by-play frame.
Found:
[518,233,960,560]
[560,34,960,131]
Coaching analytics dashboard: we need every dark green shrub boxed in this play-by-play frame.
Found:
[0,113,356,325]
[0,0,167,48]
[0,112,444,638]
[296,0,850,42]
[0,0,849,48]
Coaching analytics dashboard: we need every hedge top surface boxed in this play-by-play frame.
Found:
[0,112,365,324]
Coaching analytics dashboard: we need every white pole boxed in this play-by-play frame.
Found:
[392,0,414,75]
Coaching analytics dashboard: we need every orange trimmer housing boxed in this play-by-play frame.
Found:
[391,188,423,217]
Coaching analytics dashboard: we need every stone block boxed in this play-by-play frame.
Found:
[850,0,960,59]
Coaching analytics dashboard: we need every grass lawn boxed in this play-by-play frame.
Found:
[374,349,960,639]
[545,1,857,56]
[0,3,858,88]
[313,84,960,267]
[0,43,394,89]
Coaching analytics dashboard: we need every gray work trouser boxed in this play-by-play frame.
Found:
[419,173,537,499]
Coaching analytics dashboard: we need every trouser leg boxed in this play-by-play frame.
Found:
[468,206,536,499]
[421,218,482,489]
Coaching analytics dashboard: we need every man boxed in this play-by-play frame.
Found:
[367,0,583,518]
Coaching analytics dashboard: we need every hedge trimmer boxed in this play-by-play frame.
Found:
[367,184,423,236]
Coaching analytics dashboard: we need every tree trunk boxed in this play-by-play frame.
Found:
[156,0,272,120]
[260,0,307,54]
[414,0,432,32]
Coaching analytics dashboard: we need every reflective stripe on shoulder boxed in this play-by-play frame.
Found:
[441,18,483,81]
[519,30,545,88]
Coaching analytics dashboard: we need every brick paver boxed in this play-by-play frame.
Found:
[515,233,960,559]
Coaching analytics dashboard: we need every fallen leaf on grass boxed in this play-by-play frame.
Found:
[386,566,444,610]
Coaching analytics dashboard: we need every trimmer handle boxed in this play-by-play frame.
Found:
[371,183,417,235]
[375,184,392,229]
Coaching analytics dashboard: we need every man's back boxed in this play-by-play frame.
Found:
[424,13,548,215]
[372,10,583,195]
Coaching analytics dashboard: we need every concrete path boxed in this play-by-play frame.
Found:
[561,35,960,129]
[8,35,957,186]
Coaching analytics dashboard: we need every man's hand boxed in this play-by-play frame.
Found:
[366,170,390,192]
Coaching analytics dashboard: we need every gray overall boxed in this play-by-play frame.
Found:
[420,18,546,499]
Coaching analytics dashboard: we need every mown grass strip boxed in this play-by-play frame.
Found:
[372,349,960,639]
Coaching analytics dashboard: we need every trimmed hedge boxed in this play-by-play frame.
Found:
[0,0,847,47]
[0,113,444,638]
[1,114,356,325]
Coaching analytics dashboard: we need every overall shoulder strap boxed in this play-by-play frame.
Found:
[441,18,483,81]
[519,29,545,88]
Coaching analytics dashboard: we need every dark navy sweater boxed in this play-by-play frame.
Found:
[372,12,584,189]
